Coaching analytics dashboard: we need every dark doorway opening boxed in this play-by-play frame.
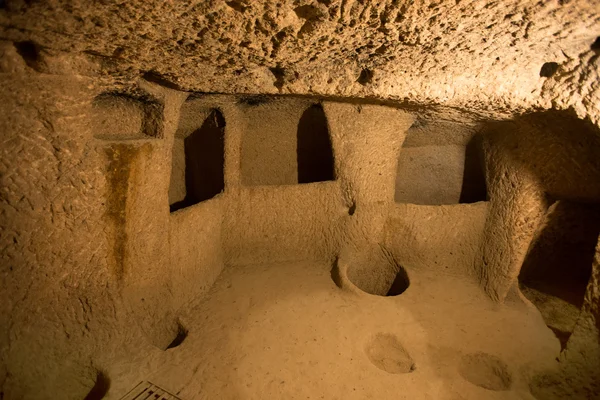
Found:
[170,109,225,212]
[297,104,335,183]
[519,201,599,350]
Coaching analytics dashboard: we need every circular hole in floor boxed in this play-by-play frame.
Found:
[344,247,409,296]
[458,352,512,391]
[84,370,110,400]
[365,333,416,374]
[166,321,188,350]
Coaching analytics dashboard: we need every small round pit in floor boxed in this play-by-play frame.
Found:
[84,371,110,400]
[458,352,512,391]
[166,321,188,350]
[365,333,416,374]
[336,246,410,296]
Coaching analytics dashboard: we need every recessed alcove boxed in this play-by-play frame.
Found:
[395,120,487,205]
[297,104,335,184]
[169,108,225,212]
[240,98,335,186]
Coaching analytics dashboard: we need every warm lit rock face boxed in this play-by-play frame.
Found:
[1,0,599,120]
[1,1,600,400]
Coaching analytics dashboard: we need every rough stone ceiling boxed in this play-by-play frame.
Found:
[1,0,599,120]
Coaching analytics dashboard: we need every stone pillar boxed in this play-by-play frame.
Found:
[324,102,413,257]
[478,131,550,302]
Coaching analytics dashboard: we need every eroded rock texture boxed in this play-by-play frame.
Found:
[1,0,599,119]
[1,1,600,400]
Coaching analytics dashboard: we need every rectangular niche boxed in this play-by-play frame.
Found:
[394,120,487,205]
[92,92,164,140]
[239,96,334,186]
[169,103,225,212]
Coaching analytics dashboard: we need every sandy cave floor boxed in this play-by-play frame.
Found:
[104,261,560,400]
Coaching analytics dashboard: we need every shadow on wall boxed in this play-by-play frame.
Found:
[170,109,225,212]
[297,104,335,183]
